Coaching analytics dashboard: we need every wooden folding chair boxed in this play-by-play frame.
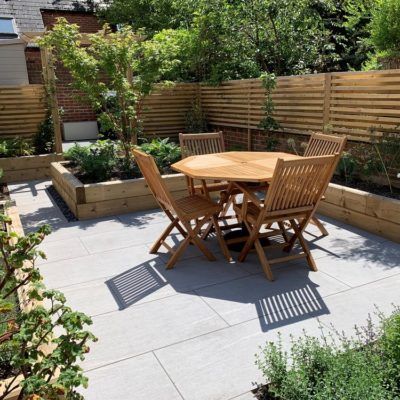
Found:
[304,133,347,236]
[133,149,232,268]
[234,155,338,281]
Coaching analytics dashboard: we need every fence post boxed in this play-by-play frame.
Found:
[323,72,332,133]
[41,47,63,154]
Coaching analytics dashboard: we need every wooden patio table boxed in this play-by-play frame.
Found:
[172,151,303,251]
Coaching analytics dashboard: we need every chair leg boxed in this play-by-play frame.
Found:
[185,219,216,262]
[212,215,232,262]
[238,221,259,263]
[289,219,317,272]
[166,235,192,269]
[311,216,329,236]
[150,218,180,254]
[278,221,289,243]
[254,238,274,281]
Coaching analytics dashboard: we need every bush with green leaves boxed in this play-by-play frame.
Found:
[256,310,400,400]
[0,213,96,399]
[185,99,208,133]
[33,115,55,155]
[64,140,118,183]
[370,0,400,58]
[139,138,181,173]
[0,138,35,158]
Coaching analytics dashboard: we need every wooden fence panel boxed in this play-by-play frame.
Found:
[201,75,325,134]
[0,85,46,138]
[329,69,400,141]
[141,83,198,139]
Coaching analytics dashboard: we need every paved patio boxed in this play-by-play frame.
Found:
[9,180,400,400]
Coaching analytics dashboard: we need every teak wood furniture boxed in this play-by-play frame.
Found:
[172,151,338,280]
[133,149,232,268]
[233,155,338,280]
[303,133,347,236]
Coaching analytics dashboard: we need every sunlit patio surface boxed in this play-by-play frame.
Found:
[10,180,400,400]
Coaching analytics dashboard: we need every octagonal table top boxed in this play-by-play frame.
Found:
[172,151,302,182]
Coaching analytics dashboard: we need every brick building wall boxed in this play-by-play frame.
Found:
[41,10,101,33]
[25,10,101,125]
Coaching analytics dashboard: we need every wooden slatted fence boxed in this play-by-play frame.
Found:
[201,70,400,142]
[141,83,198,138]
[0,85,46,138]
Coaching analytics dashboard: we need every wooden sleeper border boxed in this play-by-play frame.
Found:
[0,154,64,184]
[318,183,400,244]
[51,161,189,220]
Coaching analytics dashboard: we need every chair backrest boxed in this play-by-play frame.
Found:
[133,149,176,212]
[264,155,338,216]
[304,133,347,157]
[179,132,225,158]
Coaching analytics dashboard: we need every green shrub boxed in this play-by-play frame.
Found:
[0,138,35,158]
[185,99,208,133]
[370,0,400,56]
[33,115,55,154]
[256,311,400,400]
[139,138,181,173]
[64,140,117,183]
[337,151,358,184]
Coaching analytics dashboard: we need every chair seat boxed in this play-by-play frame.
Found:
[233,201,261,223]
[175,195,220,219]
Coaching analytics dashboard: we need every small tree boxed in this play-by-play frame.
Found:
[38,19,186,165]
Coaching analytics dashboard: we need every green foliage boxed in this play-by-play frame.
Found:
[0,214,96,398]
[185,99,208,133]
[259,73,280,132]
[139,138,181,173]
[64,140,118,183]
[38,18,185,163]
[337,151,358,183]
[33,115,55,154]
[256,311,400,400]
[370,0,400,57]
[0,138,35,158]
[100,0,375,81]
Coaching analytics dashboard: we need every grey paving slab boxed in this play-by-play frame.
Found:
[82,352,182,400]
[39,245,158,289]
[318,274,400,334]
[80,222,177,254]
[63,256,249,316]
[83,293,228,371]
[316,242,400,287]
[230,392,256,400]
[37,237,89,265]
[155,313,324,400]
[196,268,350,326]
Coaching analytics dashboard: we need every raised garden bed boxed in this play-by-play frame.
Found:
[319,183,400,244]
[51,161,189,220]
[0,154,64,184]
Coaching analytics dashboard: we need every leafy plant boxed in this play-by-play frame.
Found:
[256,310,400,400]
[0,213,96,399]
[139,138,181,173]
[337,151,359,184]
[369,0,400,58]
[185,98,208,133]
[0,138,34,158]
[64,140,118,183]
[259,72,280,133]
[38,18,186,165]
[33,115,55,154]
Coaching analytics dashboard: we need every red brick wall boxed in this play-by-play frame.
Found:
[25,11,101,127]
[26,48,43,84]
[41,10,101,33]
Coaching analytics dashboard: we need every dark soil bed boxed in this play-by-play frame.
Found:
[331,176,400,200]
[46,185,78,223]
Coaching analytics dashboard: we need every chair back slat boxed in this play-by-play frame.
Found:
[133,149,176,212]
[179,132,225,158]
[264,155,337,215]
[304,133,347,157]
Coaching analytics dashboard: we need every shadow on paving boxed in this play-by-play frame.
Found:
[106,256,330,332]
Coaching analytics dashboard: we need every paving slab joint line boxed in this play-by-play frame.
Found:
[153,351,186,400]
[196,292,232,327]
